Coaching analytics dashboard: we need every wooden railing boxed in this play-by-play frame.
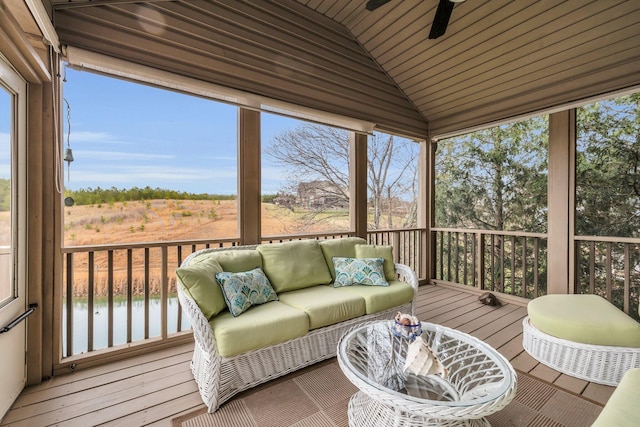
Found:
[60,228,640,360]
[61,238,240,357]
[61,229,426,358]
[431,228,548,299]
[574,236,640,320]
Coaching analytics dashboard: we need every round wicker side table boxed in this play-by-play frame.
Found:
[337,321,517,427]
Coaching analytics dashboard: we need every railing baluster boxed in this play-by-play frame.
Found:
[589,241,596,294]
[88,252,94,352]
[439,231,444,280]
[500,236,505,293]
[66,253,74,357]
[176,245,183,332]
[521,238,527,298]
[533,238,539,297]
[510,235,515,295]
[454,232,460,284]
[463,232,468,285]
[144,247,150,340]
[446,232,452,281]
[472,233,477,288]
[624,243,630,315]
[161,246,168,340]
[107,250,114,348]
[606,242,612,301]
[127,249,133,343]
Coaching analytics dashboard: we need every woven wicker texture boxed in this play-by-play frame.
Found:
[522,317,640,386]
[338,321,517,425]
[177,244,420,413]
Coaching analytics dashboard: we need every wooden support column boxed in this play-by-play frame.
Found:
[238,108,261,245]
[350,132,368,239]
[420,140,432,284]
[547,110,574,294]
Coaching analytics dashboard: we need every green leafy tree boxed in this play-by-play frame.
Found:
[435,117,548,232]
[575,93,640,317]
[576,93,640,237]
[434,117,549,296]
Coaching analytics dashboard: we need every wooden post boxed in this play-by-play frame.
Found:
[548,110,573,294]
[238,108,261,245]
[420,140,431,283]
[350,132,368,240]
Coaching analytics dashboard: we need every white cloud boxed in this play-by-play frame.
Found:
[69,131,115,143]
[69,165,236,184]
[73,150,174,160]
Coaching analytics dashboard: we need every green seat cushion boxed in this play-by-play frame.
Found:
[319,237,367,280]
[257,240,332,292]
[210,301,309,357]
[592,368,640,427]
[197,249,262,273]
[355,244,396,281]
[335,280,414,314]
[175,256,226,320]
[528,294,640,347]
[278,285,366,329]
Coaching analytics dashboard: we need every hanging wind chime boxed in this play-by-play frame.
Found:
[63,98,75,207]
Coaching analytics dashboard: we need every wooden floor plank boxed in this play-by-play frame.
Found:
[14,350,192,407]
[0,284,615,427]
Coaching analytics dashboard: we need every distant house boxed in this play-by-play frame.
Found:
[297,181,348,210]
[273,193,296,210]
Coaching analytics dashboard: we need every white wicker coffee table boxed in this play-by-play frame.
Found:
[337,321,517,426]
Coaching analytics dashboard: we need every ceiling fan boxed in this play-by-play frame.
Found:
[365,0,466,39]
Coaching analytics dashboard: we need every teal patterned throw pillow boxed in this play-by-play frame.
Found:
[216,267,278,317]
[332,257,389,287]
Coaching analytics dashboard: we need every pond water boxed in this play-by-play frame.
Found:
[62,295,191,355]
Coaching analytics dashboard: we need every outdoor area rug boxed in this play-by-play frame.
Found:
[172,360,603,427]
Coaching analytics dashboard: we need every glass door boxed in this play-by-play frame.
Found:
[0,56,27,419]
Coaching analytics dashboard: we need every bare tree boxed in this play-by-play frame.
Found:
[266,123,418,230]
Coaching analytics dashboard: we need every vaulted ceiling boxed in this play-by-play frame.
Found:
[46,0,640,138]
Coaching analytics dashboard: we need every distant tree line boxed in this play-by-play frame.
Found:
[64,186,236,206]
[0,178,9,211]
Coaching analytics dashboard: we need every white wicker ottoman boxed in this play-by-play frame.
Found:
[522,317,640,386]
[337,321,517,427]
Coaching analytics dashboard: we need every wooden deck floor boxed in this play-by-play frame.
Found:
[1,284,615,426]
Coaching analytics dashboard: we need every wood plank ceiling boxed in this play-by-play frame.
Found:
[48,0,640,138]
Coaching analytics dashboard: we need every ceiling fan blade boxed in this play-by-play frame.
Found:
[428,0,455,39]
[366,0,392,12]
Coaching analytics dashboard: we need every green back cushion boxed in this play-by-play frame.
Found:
[319,237,367,280]
[257,240,332,292]
[175,256,226,320]
[528,294,640,347]
[592,368,640,427]
[355,244,396,281]
[198,249,262,272]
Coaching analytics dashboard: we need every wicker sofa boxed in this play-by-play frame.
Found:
[176,237,419,412]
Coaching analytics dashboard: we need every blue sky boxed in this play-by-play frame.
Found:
[62,67,296,195]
